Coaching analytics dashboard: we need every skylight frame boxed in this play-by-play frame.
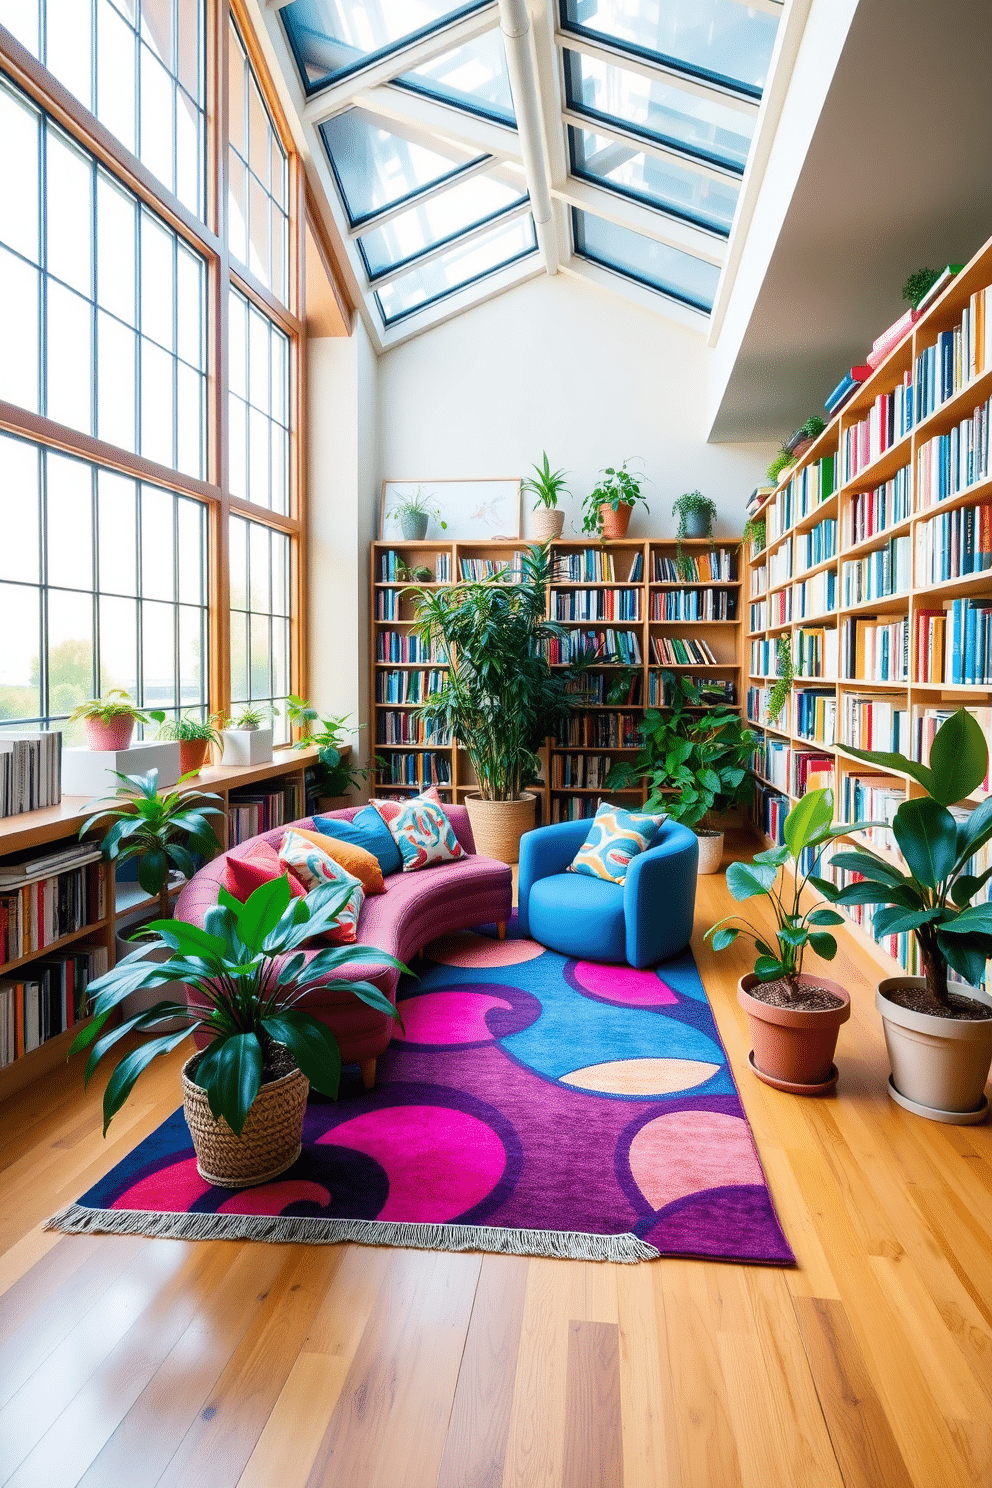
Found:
[391,29,517,128]
[374,211,539,326]
[569,205,717,315]
[357,192,531,284]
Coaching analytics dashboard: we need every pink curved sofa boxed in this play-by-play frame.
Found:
[174,804,513,1088]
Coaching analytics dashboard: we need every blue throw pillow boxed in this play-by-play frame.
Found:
[312,806,403,877]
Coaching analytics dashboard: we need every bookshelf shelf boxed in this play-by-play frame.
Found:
[0,919,111,980]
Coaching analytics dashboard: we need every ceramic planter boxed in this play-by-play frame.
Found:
[221,727,273,766]
[178,737,211,776]
[400,511,429,540]
[599,503,631,540]
[738,972,851,1094]
[465,791,536,864]
[876,977,992,1124]
[531,507,565,541]
[182,1055,309,1187]
[680,510,711,539]
[84,715,135,752]
[695,829,724,875]
[62,739,182,795]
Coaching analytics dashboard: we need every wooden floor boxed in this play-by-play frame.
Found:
[2,841,992,1488]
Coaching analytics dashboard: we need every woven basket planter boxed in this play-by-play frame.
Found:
[465,791,536,864]
[531,508,565,541]
[181,1055,309,1188]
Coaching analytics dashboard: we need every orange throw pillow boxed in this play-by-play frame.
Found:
[286,828,386,895]
[223,840,307,903]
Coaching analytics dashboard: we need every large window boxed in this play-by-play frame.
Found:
[228,286,290,514]
[229,19,289,303]
[229,515,291,742]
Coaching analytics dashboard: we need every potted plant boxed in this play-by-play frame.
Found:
[70,876,404,1185]
[410,544,577,863]
[69,690,151,751]
[580,460,650,540]
[766,445,795,486]
[151,711,223,776]
[522,452,569,542]
[391,486,447,542]
[705,787,866,1093]
[285,698,377,809]
[606,673,756,874]
[672,490,718,579]
[824,709,992,1123]
[217,704,277,766]
[785,416,826,461]
[742,516,766,556]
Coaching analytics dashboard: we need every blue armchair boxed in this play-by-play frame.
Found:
[517,818,698,967]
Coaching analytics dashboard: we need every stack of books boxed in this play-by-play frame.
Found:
[556,550,616,582]
[825,364,872,416]
[651,588,736,621]
[375,754,451,787]
[0,732,62,820]
[795,689,837,745]
[553,588,640,621]
[942,597,992,684]
[916,393,990,507]
[650,636,716,666]
[0,944,109,1066]
[543,630,642,665]
[841,534,911,606]
[795,626,838,679]
[914,501,992,584]
[653,550,736,582]
[841,695,909,754]
[793,751,834,797]
[798,517,837,572]
[0,847,105,964]
[841,615,910,682]
[845,469,911,545]
[375,668,447,704]
[228,783,302,847]
[841,373,914,480]
[376,713,450,745]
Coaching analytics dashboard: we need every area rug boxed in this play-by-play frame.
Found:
[47,919,793,1265]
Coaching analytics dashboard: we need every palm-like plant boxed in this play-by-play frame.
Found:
[81,768,224,921]
[71,875,404,1135]
[521,452,569,510]
[409,544,575,800]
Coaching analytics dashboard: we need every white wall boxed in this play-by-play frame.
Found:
[379,272,773,541]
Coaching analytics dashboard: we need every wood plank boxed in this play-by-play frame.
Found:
[237,1352,351,1488]
[501,1258,584,1488]
[561,1321,622,1488]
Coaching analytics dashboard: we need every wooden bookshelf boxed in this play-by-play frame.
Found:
[370,536,743,825]
[745,230,992,976]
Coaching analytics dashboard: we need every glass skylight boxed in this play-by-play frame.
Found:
[281,0,491,92]
[395,32,516,126]
[572,208,719,311]
[563,49,753,171]
[320,110,486,226]
[569,127,738,235]
[560,0,779,97]
[358,175,527,278]
[375,213,537,324]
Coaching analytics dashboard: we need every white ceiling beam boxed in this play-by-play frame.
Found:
[351,84,522,163]
[552,176,726,266]
[561,107,743,186]
[364,203,533,287]
[554,30,760,116]
[336,104,484,170]
[345,156,523,240]
[498,0,557,273]
[301,8,500,124]
[560,254,709,336]
[727,0,784,14]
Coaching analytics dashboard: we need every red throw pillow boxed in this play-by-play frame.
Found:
[223,840,307,903]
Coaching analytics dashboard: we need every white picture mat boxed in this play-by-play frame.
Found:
[380,479,521,540]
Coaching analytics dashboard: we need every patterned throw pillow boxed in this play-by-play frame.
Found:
[223,840,307,903]
[278,830,365,942]
[286,827,385,895]
[370,790,466,872]
[568,803,667,884]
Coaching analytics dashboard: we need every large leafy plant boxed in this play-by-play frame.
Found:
[410,544,575,800]
[71,875,404,1135]
[606,673,755,830]
[706,788,866,992]
[825,709,992,1008]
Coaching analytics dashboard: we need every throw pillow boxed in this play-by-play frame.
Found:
[569,803,667,885]
[313,806,403,878]
[370,791,466,872]
[223,840,308,903]
[278,830,365,942]
[286,827,385,896]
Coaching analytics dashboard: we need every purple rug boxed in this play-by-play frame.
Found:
[48,919,793,1265]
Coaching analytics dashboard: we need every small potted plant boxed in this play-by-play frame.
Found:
[672,491,718,579]
[825,709,992,1122]
[391,486,447,542]
[522,452,569,542]
[71,876,404,1185]
[69,690,151,751]
[706,787,865,1093]
[217,704,277,766]
[766,445,795,486]
[285,698,376,808]
[742,516,766,556]
[151,711,223,776]
[581,460,650,540]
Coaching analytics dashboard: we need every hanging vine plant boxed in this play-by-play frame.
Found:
[766,634,794,726]
[742,516,766,554]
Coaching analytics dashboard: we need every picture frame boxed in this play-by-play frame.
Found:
[380,479,522,542]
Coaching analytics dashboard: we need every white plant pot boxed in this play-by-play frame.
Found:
[221,727,273,767]
[695,829,724,875]
[876,977,992,1124]
[62,739,182,796]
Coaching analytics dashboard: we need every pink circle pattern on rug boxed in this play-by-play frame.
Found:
[628,1110,764,1213]
[319,1104,507,1222]
[394,990,514,1045]
[573,961,678,1007]
[111,1156,211,1212]
[428,930,545,967]
[218,1180,331,1216]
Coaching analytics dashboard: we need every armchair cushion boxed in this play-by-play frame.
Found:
[527,873,627,964]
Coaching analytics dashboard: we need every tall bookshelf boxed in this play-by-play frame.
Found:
[370,536,743,824]
[746,231,992,976]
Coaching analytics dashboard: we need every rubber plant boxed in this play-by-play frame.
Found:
[71,875,404,1134]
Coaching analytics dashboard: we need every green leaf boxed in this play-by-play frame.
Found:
[752,846,790,869]
[102,1027,192,1135]
[726,859,778,901]
[892,798,958,889]
[953,797,992,870]
[778,924,807,948]
[195,1033,264,1136]
[754,956,785,981]
[262,1011,342,1099]
[937,934,987,989]
[235,874,292,951]
[784,789,834,858]
[928,708,989,805]
[807,933,837,959]
[873,905,941,938]
[807,909,844,926]
[938,903,992,938]
[137,847,168,898]
[835,741,934,794]
[831,880,917,908]
[708,927,738,951]
[826,849,907,885]
[951,867,992,907]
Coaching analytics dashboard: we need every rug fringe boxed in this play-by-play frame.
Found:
[44,1204,659,1263]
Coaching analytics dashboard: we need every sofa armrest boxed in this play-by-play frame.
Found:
[517,819,589,935]
[624,822,699,968]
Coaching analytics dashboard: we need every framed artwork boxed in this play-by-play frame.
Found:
[380,479,521,541]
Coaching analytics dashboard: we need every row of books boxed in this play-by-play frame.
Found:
[376,633,446,664]
[844,468,911,547]
[375,590,399,619]
[651,589,737,621]
[376,713,450,746]
[914,501,992,585]
[550,797,599,822]
[542,630,643,665]
[554,713,641,748]
[916,395,990,508]
[375,753,451,787]
[759,588,792,629]
[652,551,735,582]
[750,638,782,677]
[755,738,791,792]
[795,625,838,679]
[228,783,302,849]
[750,562,767,599]
[0,945,109,1066]
[798,517,837,572]
[841,533,911,606]
[796,570,837,619]
[0,732,62,820]
[842,774,903,856]
[794,751,834,798]
[375,669,447,704]
[459,555,523,581]
[550,755,618,788]
[650,636,717,666]
[841,373,914,483]
[919,598,992,685]
[552,588,640,622]
[749,601,767,633]
[753,779,790,845]
[746,686,772,725]
[0,857,105,965]
[795,689,837,745]
[649,675,736,707]
[378,551,450,582]
[840,695,909,754]
[565,674,643,706]
[840,615,909,683]
[914,321,982,424]
[767,541,793,588]
[792,456,837,520]
[555,549,618,582]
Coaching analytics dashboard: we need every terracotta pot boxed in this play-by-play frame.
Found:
[465,791,536,864]
[876,977,992,1123]
[790,436,816,460]
[738,973,851,1094]
[182,1055,309,1187]
[85,715,135,751]
[695,829,724,875]
[178,737,210,776]
[531,507,565,542]
[599,503,632,539]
